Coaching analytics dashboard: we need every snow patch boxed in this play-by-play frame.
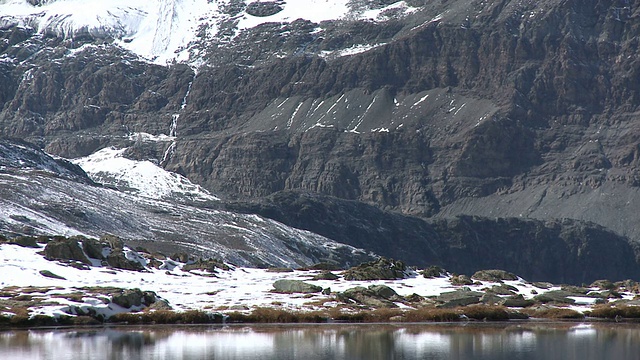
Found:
[236,0,350,30]
[72,147,218,202]
[321,43,386,58]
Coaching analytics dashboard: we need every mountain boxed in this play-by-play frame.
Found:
[1,0,640,283]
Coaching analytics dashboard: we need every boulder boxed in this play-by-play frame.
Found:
[480,293,504,305]
[312,271,339,280]
[367,285,400,300]
[147,299,172,311]
[81,237,108,260]
[614,280,639,292]
[101,235,124,250]
[588,290,622,299]
[486,284,518,296]
[170,253,190,262]
[471,270,518,282]
[146,258,163,269]
[337,285,399,308]
[272,279,322,293]
[590,280,615,290]
[10,236,39,248]
[560,285,589,295]
[421,265,447,278]
[451,274,473,286]
[111,288,157,309]
[435,289,483,308]
[44,237,91,265]
[501,294,535,307]
[533,290,589,304]
[182,259,231,273]
[107,250,145,271]
[342,258,408,281]
[39,270,66,280]
[405,293,425,303]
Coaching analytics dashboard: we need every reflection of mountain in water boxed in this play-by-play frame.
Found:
[3,324,640,359]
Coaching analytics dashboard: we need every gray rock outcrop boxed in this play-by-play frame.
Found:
[106,250,145,271]
[337,285,400,308]
[44,237,91,265]
[111,288,157,309]
[272,279,322,293]
[342,258,408,281]
[472,270,519,282]
[182,259,231,273]
[421,266,447,278]
[435,289,484,308]
[312,271,339,280]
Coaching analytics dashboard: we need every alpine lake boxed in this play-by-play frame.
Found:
[2,321,640,360]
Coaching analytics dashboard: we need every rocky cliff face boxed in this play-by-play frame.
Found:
[226,190,640,284]
[2,0,640,283]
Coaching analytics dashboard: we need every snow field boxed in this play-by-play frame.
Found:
[72,147,218,202]
[0,243,616,321]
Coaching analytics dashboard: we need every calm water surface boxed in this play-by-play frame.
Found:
[2,322,639,360]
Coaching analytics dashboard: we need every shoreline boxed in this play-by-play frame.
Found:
[3,318,640,333]
[3,305,640,330]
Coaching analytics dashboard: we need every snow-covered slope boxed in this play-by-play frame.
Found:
[0,139,372,267]
[72,147,218,202]
[0,170,373,267]
[0,0,418,64]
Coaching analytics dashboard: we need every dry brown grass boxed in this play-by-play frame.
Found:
[522,307,584,319]
[108,310,218,325]
[226,307,327,323]
[225,305,526,324]
[403,307,460,322]
[586,305,640,319]
[461,305,511,321]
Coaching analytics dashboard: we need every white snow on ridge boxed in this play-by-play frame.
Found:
[320,43,387,58]
[360,1,418,21]
[72,147,218,202]
[0,0,418,64]
[0,0,211,64]
[236,0,351,30]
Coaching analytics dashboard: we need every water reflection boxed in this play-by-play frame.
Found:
[2,322,640,360]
